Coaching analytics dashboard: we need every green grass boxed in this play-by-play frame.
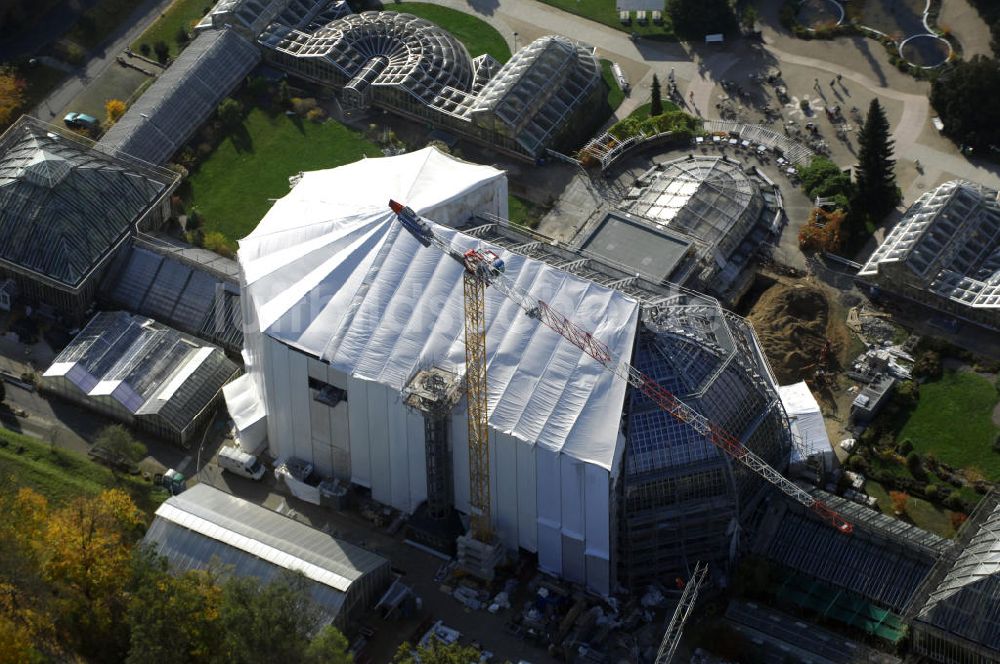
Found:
[897,371,1000,480]
[625,100,681,121]
[0,427,165,515]
[866,480,958,538]
[131,0,211,59]
[390,2,511,63]
[600,59,625,112]
[186,108,380,243]
[507,194,549,229]
[535,0,675,39]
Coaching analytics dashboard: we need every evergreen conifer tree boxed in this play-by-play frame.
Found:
[854,98,901,220]
[650,74,663,117]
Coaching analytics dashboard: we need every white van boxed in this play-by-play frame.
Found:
[217,446,265,480]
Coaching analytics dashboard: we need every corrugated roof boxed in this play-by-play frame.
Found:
[99,28,261,165]
[146,484,388,598]
[0,117,173,287]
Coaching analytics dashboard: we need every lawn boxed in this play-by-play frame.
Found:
[600,59,625,112]
[866,480,958,538]
[536,0,675,39]
[507,194,549,229]
[185,108,380,244]
[0,427,165,515]
[391,2,511,63]
[131,0,212,59]
[897,370,1000,480]
[624,100,681,121]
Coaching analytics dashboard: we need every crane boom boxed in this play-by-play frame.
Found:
[388,201,853,535]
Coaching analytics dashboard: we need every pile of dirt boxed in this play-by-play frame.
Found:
[747,283,831,384]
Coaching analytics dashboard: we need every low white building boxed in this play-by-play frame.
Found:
[227,147,637,594]
[778,381,834,477]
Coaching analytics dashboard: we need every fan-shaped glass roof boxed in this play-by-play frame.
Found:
[262,11,474,107]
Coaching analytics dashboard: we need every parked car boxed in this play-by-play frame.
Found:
[63,112,98,130]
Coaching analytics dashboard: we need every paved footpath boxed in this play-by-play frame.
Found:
[33,0,176,121]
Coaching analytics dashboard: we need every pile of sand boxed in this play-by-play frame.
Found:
[747,284,831,384]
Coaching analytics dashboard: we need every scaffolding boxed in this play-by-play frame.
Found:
[403,368,461,519]
[655,562,708,664]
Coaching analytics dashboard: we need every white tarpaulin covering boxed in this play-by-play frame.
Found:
[236,148,637,594]
[223,373,267,452]
[779,381,834,472]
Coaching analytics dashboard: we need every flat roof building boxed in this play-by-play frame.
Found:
[0,117,178,319]
[144,483,391,628]
[858,180,1000,331]
[43,311,239,446]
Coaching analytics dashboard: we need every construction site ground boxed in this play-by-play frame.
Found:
[742,268,864,449]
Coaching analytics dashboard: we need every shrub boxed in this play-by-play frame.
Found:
[895,380,919,408]
[924,484,940,500]
[104,98,126,126]
[946,493,966,512]
[187,208,202,230]
[202,231,234,258]
[290,97,318,116]
[139,43,151,56]
[906,451,924,475]
[889,490,909,514]
[950,511,968,530]
[153,40,170,64]
[897,438,914,455]
[175,26,190,45]
[913,350,942,379]
[217,98,244,131]
[305,107,327,123]
[847,455,869,473]
[799,98,810,112]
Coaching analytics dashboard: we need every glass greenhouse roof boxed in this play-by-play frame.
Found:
[859,180,1000,310]
[917,499,1000,650]
[44,311,238,431]
[0,117,175,287]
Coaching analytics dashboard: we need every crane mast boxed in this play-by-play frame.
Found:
[388,200,853,536]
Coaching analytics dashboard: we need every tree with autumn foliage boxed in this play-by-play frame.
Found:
[105,98,127,126]
[0,66,26,131]
[798,207,846,253]
[40,488,146,660]
[889,490,909,515]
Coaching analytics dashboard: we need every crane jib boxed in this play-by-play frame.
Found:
[388,202,853,536]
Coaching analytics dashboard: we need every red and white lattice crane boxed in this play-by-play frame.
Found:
[389,200,853,536]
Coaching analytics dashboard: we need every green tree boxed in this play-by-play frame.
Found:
[393,639,482,664]
[95,424,147,469]
[930,55,1000,151]
[217,98,244,132]
[853,98,901,221]
[667,0,736,37]
[217,572,349,664]
[797,156,856,210]
[650,73,663,117]
[125,547,222,664]
[304,625,353,664]
[0,65,26,130]
[153,40,170,64]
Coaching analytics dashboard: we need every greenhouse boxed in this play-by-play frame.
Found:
[99,27,261,166]
[0,117,177,318]
[913,496,1000,663]
[858,180,1000,330]
[43,311,239,446]
[259,11,601,158]
[620,156,781,298]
